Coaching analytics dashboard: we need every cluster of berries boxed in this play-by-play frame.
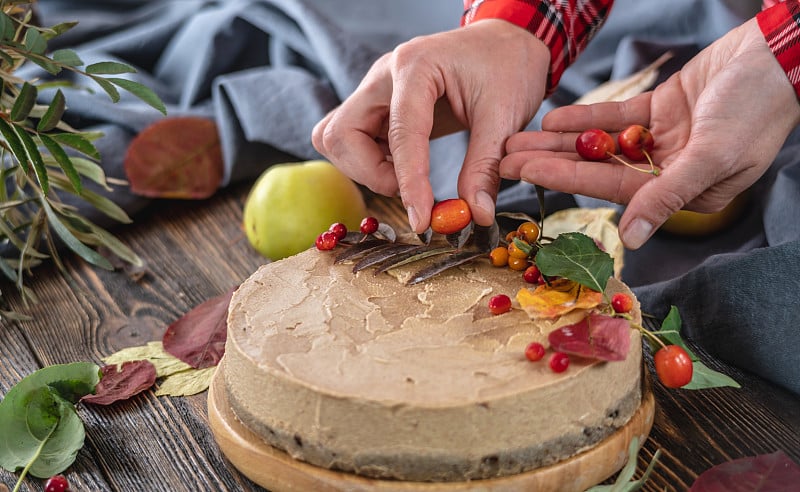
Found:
[315,216,379,251]
[488,221,545,286]
[576,124,658,175]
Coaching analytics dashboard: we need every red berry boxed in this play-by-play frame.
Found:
[315,230,338,251]
[549,352,570,373]
[654,345,693,388]
[523,265,543,284]
[618,124,655,161]
[611,293,633,314]
[575,129,615,161]
[430,198,472,235]
[360,216,379,235]
[525,342,546,362]
[44,475,70,492]
[329,222,348,241]
[488,294,512,315]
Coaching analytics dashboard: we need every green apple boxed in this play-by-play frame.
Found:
[243,160,367,260]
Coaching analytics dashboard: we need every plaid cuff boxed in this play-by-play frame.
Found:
[462,0,614,95]
[757,0,800,101]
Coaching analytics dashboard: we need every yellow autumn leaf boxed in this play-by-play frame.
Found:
[155,366,216,397]
[517,278,603,319]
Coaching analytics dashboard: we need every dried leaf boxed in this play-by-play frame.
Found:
[81,360,156,405]
[375,222,397,242]
[548,313,631,361]
[418,227,432,245]
[162,289,234,369]
[155,367,216,397]
[445,221,473,249]
[472,221,500,252]
[406,250,485,285]
[574,52,673,105]
[103,341,192,378]
[124,117,223,199]
[689,451,800,492]
[516,278,603,319]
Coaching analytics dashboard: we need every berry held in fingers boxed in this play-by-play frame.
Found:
[430,198,472,235]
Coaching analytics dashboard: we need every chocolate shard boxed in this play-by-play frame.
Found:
[334,239,391,263]
[473,221,500,253]
[372,246,454,275]
[445,222,473,250]
[406,250,486,286]
[352,243,422,273]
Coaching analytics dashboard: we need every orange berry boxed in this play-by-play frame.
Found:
[517,221,540,243]
[489,247,509,267]
[507,256,530,271]
[507,240,530,259]
[505,230,519,243]
[430,198,472,235]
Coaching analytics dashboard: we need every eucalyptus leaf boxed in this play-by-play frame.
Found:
[40,133,81,193]
[49,132,101,160]
[10,81,37,121]
[85,61,136,75]
[22,27,46,54]
[91,75,120,102]
[41,198,113,270]
[535,232,613,292]
[13,122,48,193]
[0,362,100,478]
[37,89,66,132]
[51,48,83,67]
[0,118,30,173]
[107,77,166,114]
[0,12,14,41]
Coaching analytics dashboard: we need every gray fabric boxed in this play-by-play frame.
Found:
[31,0,799,395]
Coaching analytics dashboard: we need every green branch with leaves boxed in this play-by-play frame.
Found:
[0,2,166,320]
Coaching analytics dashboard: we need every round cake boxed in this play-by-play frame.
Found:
[219,209,644,484]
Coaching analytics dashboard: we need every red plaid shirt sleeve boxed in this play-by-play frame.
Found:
[461,0,614,94]
[757,0,800,101]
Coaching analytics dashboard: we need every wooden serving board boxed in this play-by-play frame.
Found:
[208,366,655,492]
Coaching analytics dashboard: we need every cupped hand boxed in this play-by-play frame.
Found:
[500,18,800,249]
[312,20,550,232]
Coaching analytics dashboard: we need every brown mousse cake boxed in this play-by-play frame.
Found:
[220,208,643,482]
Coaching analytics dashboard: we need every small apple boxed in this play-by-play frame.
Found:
[243,160,367,260]
[659,191,749,237]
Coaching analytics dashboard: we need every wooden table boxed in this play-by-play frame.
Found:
[2,184,799,491]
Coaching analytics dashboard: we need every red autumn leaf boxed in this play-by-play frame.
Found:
[162,288,234,369]
[689,451,800,492]
[81,360,157,405]
[548,313,631,361]
[124,116,224,199]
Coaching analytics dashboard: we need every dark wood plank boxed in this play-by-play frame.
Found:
[1,184,798,492]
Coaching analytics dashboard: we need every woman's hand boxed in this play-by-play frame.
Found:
[313,20,550,232]
[500,18,800,249]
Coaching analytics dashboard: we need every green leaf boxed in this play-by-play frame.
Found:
[40,198,113,270]
[0,12,15,41]
[51,48,83,67]
[26,54,62,75]
[67,157,112,190]
[40,134,81,193]
[586,437,661,492]
[535,232,614,292]
[13,124,49,193]
[0,118,30,173]
[10,82,37,122]
[0,362,100,478]
[37,89,66,132]
[0,49,14,66]
[682,361,741,390]
[49,133,101,160]
[22,28,47,55]
[48,21,78,37]
[91,75,120,102]
[107,77,167,115]
[85,61,136,75]
[651,306,698,359]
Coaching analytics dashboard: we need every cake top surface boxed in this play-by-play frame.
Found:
[226,208,639,406]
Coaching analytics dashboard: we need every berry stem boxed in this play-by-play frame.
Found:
[606,152,659,176]
[643,150,659,176]
[629,321,668,349]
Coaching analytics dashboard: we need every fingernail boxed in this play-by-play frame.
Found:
[407,206,420,232]
[474,190,495,217]
[623,218,653,250]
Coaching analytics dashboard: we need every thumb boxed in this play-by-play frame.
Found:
[618,152,708,249]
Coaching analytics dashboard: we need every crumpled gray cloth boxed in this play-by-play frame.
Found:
[33,0,799,395]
